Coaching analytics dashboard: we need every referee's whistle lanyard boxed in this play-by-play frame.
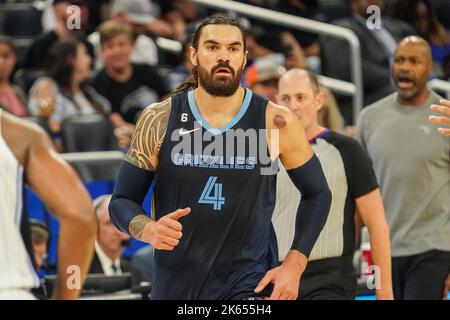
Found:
[308,128,330,144]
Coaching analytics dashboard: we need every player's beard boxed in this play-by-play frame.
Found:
[197,60,243,97]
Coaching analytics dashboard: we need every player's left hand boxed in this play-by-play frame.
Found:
[253,264,300,300]
[254,253,307,300]
[254,250,307,300]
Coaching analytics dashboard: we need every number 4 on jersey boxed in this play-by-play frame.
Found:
[198,176,225,210]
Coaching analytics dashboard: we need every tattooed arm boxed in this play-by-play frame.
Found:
[125,99,171,171]
[109,99,169,240]
[109,99,191,250]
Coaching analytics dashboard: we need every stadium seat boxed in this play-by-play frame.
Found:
[0,3,42,37]
[12,68,44,95]
[61,114,118,153]
[44,273,134,298]
[11,37,33,66]
[61,150,124,182]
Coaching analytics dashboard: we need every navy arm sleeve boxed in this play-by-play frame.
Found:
[286,154,332,258]
[108,161,154,235]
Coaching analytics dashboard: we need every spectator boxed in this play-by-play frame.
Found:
[163,0,205,42]
[89,195,131,275]
[0,36,28,117]
[90,20,169,146]
[277,0,321,52]
[356,36,450,300]
[280,32,308,71]
[245,32,278,64]
[244,22,307,68]
[30,220,50,271]
[238,0,320,60]
[390,0,450,78]
[321,0,416,123]
[245,58,286,103]
[29,39,110,134]
[88,0,163,70]
[23,0,94,70]
[118,0,174,39]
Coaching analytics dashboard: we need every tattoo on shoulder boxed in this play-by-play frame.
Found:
[129,214,152,240]
[125,99,171,171]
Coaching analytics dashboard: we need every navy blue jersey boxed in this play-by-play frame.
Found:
[151,89,278,299]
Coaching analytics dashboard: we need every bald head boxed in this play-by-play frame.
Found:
[279,68,319,94]
[94,194,112,220]
[393,36,432,104]
[396,36,432,64]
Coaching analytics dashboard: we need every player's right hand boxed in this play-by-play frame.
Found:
[143,207,191,250]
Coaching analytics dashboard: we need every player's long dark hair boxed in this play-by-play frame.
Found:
[171,13,246,96]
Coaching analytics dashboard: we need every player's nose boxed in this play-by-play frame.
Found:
[216,49,230,63]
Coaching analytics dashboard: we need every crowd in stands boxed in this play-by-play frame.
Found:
[1,0,449,141]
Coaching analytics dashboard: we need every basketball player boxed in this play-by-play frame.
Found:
[430,99,450,136]
[0,110,96,299]
[109,13,332,300]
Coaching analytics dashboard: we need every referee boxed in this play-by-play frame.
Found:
[272,69,393,300]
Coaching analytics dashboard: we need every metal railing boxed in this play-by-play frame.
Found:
[192,0,363,122]
[60,151,124,181]
[60,151,125,163]
[428,79,450,99]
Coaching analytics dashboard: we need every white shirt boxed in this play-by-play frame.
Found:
[88,31,158,70]
[94,242,122,276]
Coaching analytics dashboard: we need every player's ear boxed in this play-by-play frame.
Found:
[190,46,197,67]
[243,50,248,70]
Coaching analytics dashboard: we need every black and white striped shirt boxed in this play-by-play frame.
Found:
[272,129,378,261]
